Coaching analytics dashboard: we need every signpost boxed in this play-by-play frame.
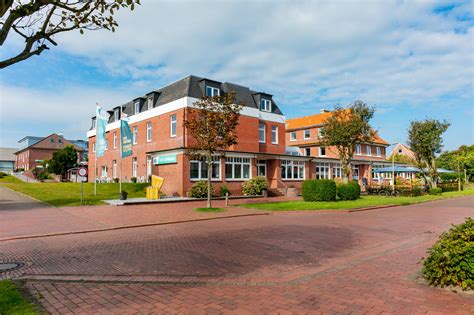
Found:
[78,167,88,205]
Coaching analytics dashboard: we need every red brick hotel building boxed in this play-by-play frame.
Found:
[87,75,391,196]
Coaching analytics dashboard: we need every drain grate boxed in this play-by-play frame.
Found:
[0,262,21,272]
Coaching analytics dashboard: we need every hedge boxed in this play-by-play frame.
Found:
[428,187,442,195]
[422,217,474,290]
[242,176,268,195]
[337,181,360,200]
[189,181,214,198]
[302,179,337,201]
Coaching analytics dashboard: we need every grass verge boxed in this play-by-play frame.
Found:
[0,175,22,183]
[1,182,148,207]
[240,189,474,211]
[0,280,39,315]
[195,207,226,213]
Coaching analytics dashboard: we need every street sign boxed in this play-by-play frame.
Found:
[78,167,88,177]
[77,176,87,182]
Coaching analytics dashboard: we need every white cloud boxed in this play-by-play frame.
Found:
[1,0,472,149]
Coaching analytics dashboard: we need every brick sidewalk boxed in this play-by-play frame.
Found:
[0,195,293,240]
[1,196,473,313]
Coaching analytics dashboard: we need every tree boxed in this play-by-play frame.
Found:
[408,119,450,188]
[320,101,375,181]
[184,92,242,208]
[0,0,140,69]
[436,145,474,182]
[389,153,416,165]
[47,145,78,178]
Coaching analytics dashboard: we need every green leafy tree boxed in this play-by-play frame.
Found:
[389,153,416,165]
[47,145,78,178]
[437,145,474,182]
[183,92,243,208]
[408,119,450,188]
[320,101,375,181]
[0,0,140,69]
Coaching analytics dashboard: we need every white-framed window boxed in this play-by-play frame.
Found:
[316,162,330,179]
[290,131,297,141]
[305,148,311,156]
[304,129,310,139]
[257,160,267,177]
[333,163,342,178]
[134,101,140,115]
[366,145,372,156]
[259,123,266,143]
[114,110,119,121]
[371,164,385,180]
[146,122,152,142]
[101,165,107,177]
[190,157,221,180]
[355,144,362,155]
[376,147,382,157]
[271,126,278,144]
[170,114,177,137]
[318,127,324,138]
[92,119,96,129]
[112,160,117,178]
[132,157,137,177]
[113,132,117,149]
[92,142,96,153]
[205,86,220,97]
[147,98,153,110]
[260,99,271,112]
[281,160,305,180]
[319,147,326,156]
[132,126,138,145]
[104,139,108,150]
[147,156,152,177]
[225,157,251,180]
[352,164,359,180]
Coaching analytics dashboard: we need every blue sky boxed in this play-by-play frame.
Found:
[1,0,473,151]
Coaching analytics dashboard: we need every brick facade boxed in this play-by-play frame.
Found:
[15,134,86,171]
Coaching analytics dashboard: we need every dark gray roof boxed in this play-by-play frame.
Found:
[92,75,284,127]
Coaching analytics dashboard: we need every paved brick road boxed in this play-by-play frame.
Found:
[1,196,473,314]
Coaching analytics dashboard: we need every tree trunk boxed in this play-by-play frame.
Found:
[207,153,212,208]
[341,159,350,183]
[464,169,468,183]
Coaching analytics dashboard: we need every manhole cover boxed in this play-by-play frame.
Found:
[0,263,20,272]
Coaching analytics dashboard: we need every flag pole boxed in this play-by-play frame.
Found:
[94,102,98,196]
[119,105,123,196]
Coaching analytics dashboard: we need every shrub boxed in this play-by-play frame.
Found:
[0,172,6,178]
[36,171,50,180]
[439,172,465,183]
[241,176,268,196]
[220,185,230,197]
[439,182,463,192]
[428,188,442,195]
[113,177,119,183]
[302,179,337,202]
[337,181,360,200]
[130,177,137,183]
[422,217,474,290]
[189,181,214,198]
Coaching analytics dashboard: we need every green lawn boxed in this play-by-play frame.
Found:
[241,189,474,211]
[0,280,40,315]
[195,207,226,213]
[1,182,148,207]
[0,175,22,183]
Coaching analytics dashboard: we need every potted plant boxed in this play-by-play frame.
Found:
[120,190,128,200]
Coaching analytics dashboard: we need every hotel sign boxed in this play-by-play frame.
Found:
[154,154,177,165]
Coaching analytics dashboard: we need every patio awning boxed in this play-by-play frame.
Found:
[373,166,420,173]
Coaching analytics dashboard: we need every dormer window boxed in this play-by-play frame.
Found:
[260,99,271,112]
[147,98,153,110]
[134,101,140,115]
[205,86,220,97]
[114,110,119,121]
[92,119,96,129]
